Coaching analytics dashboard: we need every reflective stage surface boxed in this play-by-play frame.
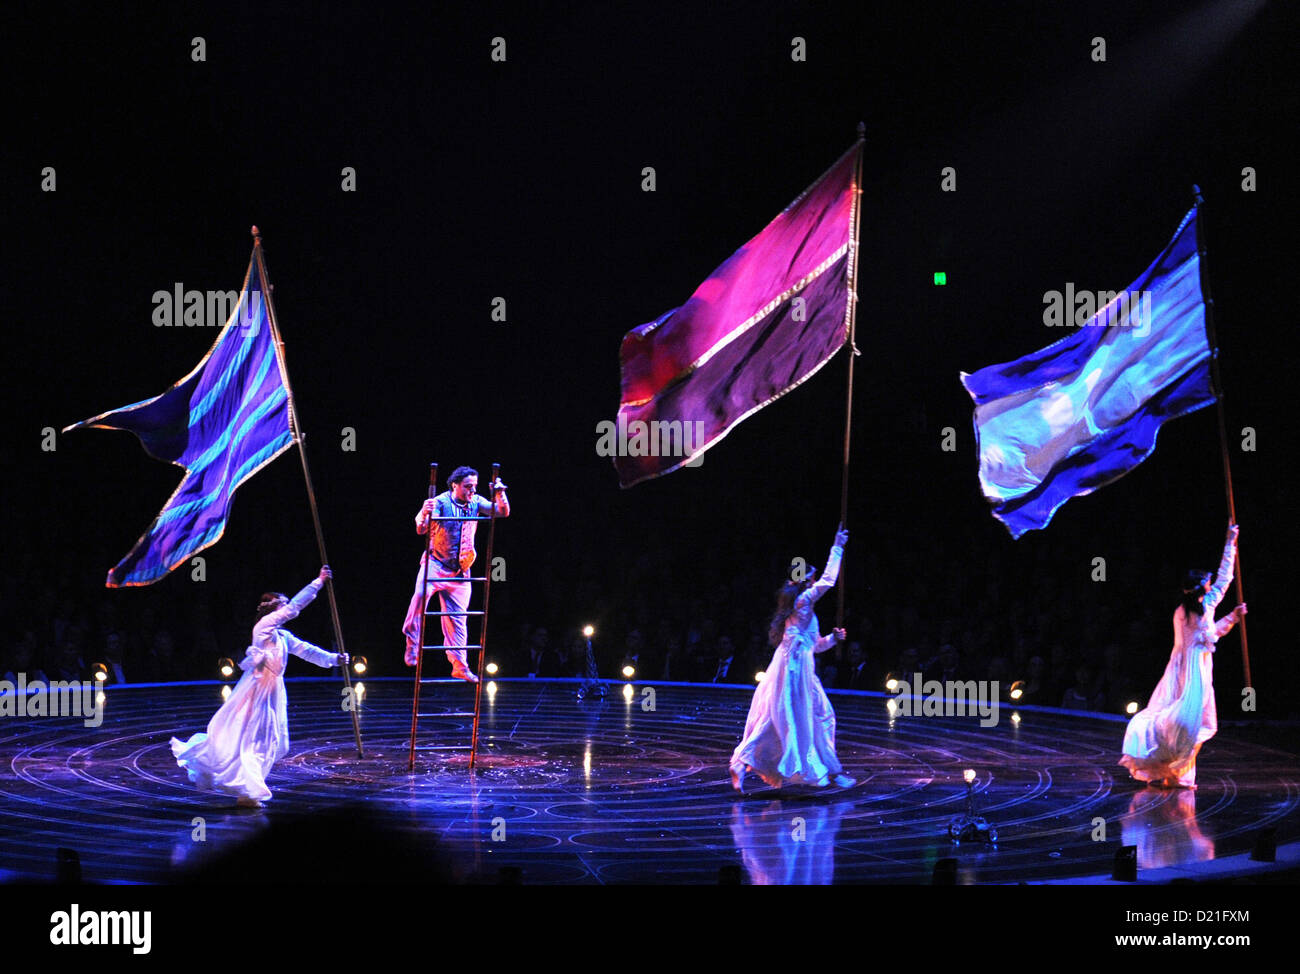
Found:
[2,679,1297,884]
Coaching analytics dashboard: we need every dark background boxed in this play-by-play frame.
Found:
[3,1,1295,710]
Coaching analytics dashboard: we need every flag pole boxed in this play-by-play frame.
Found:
[251,226,365,757]
[1191,188,1250,689]
[836,124,865,629]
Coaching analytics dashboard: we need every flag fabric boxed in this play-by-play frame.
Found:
[960,207,1216,538]
[614,143,860,487]
[65,253,295,585]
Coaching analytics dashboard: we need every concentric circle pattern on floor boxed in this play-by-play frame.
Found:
[2,679,1296,884]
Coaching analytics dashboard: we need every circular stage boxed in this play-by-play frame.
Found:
[2,679,1296,884]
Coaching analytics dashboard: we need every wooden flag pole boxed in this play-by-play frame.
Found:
[252,226,365,757]
[836,124,865,629]
[1191,189,1250,689]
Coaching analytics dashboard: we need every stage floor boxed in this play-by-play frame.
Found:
[2,679,1297,884]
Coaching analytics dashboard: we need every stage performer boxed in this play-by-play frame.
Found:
[171,566,347,808]
[730,525,855,792]
[402,466,509,681]
[1119,523,1246,789]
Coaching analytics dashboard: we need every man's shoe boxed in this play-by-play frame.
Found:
[832,774,856,789]
[450,664,479,683]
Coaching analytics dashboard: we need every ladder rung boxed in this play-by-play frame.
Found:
[412,745,473,750]
[424,611,486,617]
[418,712,476,717]
[425,515,496,521]
[418,677,480,684]
[421,644,485,651]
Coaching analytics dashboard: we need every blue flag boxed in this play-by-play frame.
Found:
[960,208,1216,538]
[65,253,295,585]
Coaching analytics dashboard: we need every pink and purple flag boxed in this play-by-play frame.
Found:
[614,143,860,487]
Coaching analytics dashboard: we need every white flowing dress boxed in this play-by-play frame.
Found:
[731,544,845,788]
[1119,537,1237,788]
[171,578,339,802]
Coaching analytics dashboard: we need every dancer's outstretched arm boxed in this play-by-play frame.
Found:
[1205,523,1239,615]
[814,628,847,654]
[804,526,849,605]
[285,632,347,668]
[1215,603,1247,642]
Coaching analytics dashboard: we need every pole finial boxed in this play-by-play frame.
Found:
[1192,185,1204,206]
[251,225,262,244]
[856,121,866,140]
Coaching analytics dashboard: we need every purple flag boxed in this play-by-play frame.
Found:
[613,143,859,487]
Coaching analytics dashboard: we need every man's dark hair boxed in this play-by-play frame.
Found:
[449,466,478,485]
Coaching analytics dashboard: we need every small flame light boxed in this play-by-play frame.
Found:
[1009,680,1024,701]
[964,769,976,784]
[621,664,635,679]
[218,657,235,679]
[485,662,499,675]
[885,673,898,692]
[1126,701,1139,715]
[352,656,367,675]
[92,663,108,683]
[755,670,766,683]
[582,625,595,639]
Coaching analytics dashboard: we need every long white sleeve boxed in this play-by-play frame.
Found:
[258,578,323,631]
[806,544,843,604]
[1205,536,1236,615]
[285,632,340,668]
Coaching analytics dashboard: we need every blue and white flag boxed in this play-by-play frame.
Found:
[65,252,295,585]
[960,208,1216,538]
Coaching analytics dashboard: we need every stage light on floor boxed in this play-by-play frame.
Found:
[95,691,106,708]
[218,657,235,678]
[622,683,634,701]
[485,662,499,675]
[1126,701,1139,715]
[582,624,595,638]
[1011,712,1021,725]
[92,663,108,683]
[886,698,897,715]
[932,857,956,885]
[354,682,365,700]
[622,664,635,678]
[220,685,231,701]
[352,656,367,675]
[1113,845,1138,882]
[1009,680,1024,700]
[755,670,766,683]
[1251,827,1277,863]
[486,681,497,698]
[949,769,997,845]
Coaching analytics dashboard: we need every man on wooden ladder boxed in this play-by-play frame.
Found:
[402,466,509,681]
